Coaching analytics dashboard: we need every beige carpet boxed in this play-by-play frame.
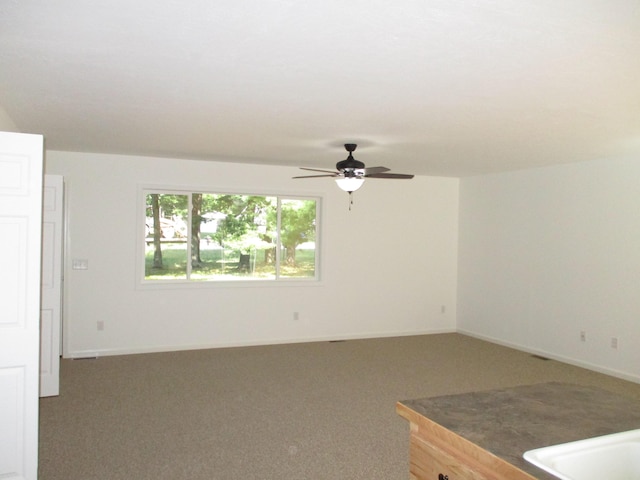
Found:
[38,333,640,480]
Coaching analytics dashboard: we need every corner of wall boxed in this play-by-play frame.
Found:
[0,104,20,132]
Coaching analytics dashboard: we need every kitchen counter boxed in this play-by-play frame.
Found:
[397,382,640,480]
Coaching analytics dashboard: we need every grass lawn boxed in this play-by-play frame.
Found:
[145,243,315,280]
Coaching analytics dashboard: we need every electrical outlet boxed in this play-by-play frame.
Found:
[580,331,586,342]
[611,337,618,349]
[97,320,104,331]
[293,312,299,321]
[72,258,89,270]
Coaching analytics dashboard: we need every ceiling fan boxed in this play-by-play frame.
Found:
[293,143,414,207]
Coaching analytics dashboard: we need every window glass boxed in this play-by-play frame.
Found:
[145,193,189,279]
[191,194,277,280]
[143,191,318,282]
[279,198,317,278]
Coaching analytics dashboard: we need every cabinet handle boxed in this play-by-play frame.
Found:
[438,474,449,480]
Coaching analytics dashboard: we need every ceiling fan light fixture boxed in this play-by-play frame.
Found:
[335,176,364,192]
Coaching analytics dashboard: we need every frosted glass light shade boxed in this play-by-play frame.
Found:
[335,177,364,192]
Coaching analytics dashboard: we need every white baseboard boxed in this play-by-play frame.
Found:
[63,328,457,359]
[457,329,640,384]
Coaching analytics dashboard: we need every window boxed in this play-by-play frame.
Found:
[142,190,319,283]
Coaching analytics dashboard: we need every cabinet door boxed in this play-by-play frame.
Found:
[410,434,490,480]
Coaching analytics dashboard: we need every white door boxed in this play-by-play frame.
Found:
[40,175,63,397]
[0,131,43,480]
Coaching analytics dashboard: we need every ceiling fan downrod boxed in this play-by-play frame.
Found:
[336,144,365,172]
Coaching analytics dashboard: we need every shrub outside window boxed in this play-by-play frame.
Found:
[143,191,318,282]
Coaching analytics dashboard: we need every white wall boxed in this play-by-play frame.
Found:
[458,157,640,382]
[0,104,19,132]
[45,151,459,358]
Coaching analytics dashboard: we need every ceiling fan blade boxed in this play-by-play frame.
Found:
[363,166,390,175]
[299,167,339,174]
[366,173,415,179]
[292,174,339,179]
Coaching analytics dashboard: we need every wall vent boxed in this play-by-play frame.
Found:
[530,354,550,361]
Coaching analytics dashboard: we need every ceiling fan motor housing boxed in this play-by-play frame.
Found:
[336,144,365,176]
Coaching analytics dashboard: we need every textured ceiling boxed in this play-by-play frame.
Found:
[1,0,638,177]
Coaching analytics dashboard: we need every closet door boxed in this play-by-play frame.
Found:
[0,131,43,480]
[40,174,63,397]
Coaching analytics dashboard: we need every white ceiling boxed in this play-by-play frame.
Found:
[1,0,638,177]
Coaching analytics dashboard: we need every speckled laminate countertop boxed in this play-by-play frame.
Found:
[400,382,640,479]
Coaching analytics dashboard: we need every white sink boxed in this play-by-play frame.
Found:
[523,429,640,480]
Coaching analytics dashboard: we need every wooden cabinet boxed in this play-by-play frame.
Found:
[397,402,537,480]
[397,383,640,480]
[409,433,490,480]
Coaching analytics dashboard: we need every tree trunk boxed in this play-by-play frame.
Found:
[191,193,203,267]
[151,194,163,268]
[285,245,297,266]
[260,234,276,265]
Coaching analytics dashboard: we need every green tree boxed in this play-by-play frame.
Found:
[146,193,188,272]
[280,200,316,265]
[208,195,273,253]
